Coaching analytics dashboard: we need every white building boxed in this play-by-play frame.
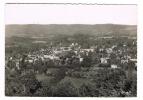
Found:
[111,64,118,69]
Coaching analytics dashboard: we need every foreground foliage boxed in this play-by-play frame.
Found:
[5,68,136,97]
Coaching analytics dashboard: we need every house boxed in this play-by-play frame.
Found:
[121,59,129,64]
[106,48,113,54]
[112,45,117,49]
[79,58,83,63]
[61,47,72,51]
[111,64,118,69]
[130,58,137,62]
[82,48,94,52]
[100,57,110,64]
[53,50,62,54]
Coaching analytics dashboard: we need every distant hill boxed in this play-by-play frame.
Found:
[5,24,137,37]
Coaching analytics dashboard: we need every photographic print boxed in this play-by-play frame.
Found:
[5,3,137,97]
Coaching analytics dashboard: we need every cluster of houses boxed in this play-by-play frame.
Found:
[6,42,137,73]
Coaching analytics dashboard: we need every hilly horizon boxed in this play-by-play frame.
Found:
[5,24,137,38]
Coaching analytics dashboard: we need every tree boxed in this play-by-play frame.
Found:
[53,80,78,97]
[18,72,42,96]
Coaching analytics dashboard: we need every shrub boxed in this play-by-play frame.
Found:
[53,80,78,97]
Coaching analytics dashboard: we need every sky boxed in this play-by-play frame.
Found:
[5,4,137,25]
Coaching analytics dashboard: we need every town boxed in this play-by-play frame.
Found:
[6,40,137,72]
[5,34,137,97]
